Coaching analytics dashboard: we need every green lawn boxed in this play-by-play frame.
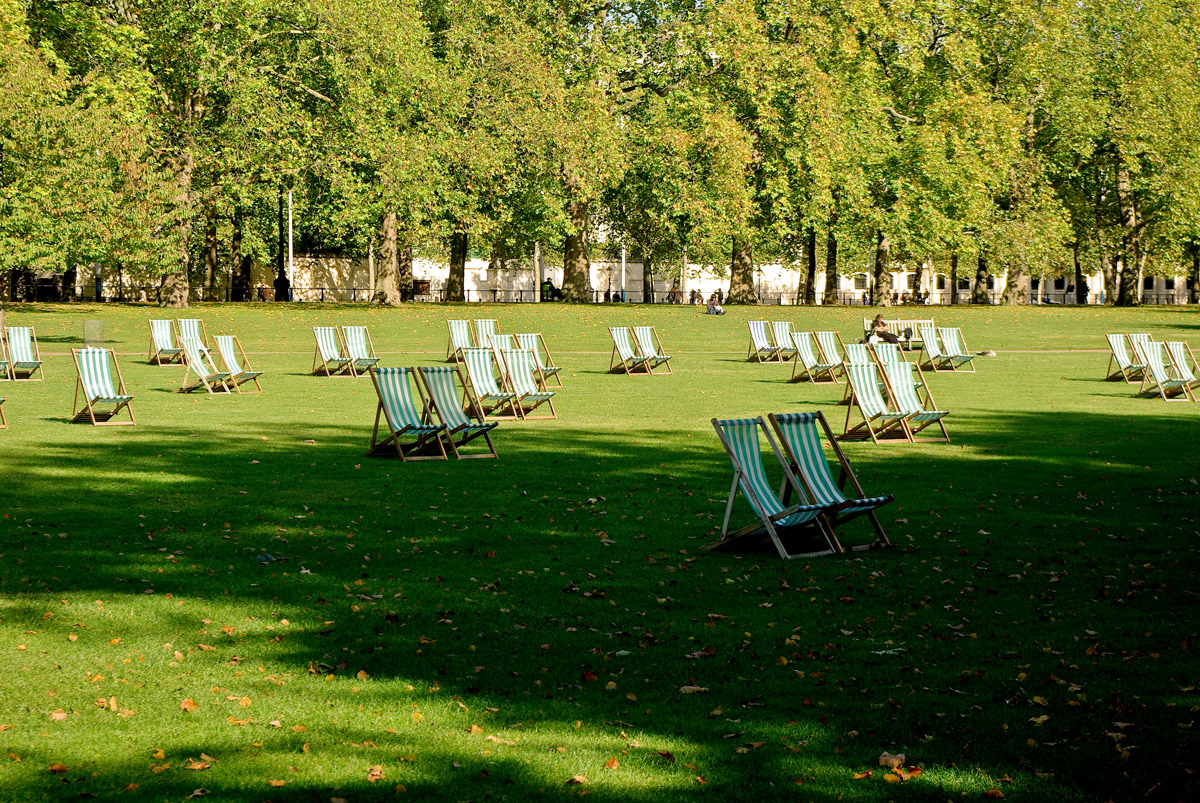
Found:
[1,301,1197,802]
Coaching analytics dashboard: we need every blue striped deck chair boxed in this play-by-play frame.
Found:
[814,331,846,379]
[1104,334,1144,382]
[882,361,949,441]
[1166,341,1200,393]
[503,349,557,419]
[790,332,838,383]
[460,348,519,419]
[917,325,953,372]
[446,320,473,362]
[1138,340,1195,402]
[71,347,134,426]
[474,319,498,349]
[747,320,781,362]
[342,325,380,375]
[840,342,876,404]
[938,327,976,372]
[148,319,183,365]
[312,326,354,376]
[708,417,840,559]
[365,367,447,460]
[609,327,652,374]
[175,319,210,355]
[516,332,562,386]
[180,337,231,393]
[417,365,499,458]
[768,411,892,550]
[841,363,910,443]
[771,321,797,362]
[633,326,672,373]
[214,335,263,393]
[6,326,43,381]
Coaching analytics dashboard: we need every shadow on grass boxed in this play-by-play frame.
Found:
[1,410,1198,802]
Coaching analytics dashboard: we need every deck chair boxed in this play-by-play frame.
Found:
[633,326,673,373]
[446,320,473,362]
[176,319,210,355]
[609,327,652,374]
[938,327,976,371]
[917,325,953,372]
[312,326,354,376]
[882,362,949,441]
[768,411,892,550]
[1104,334,1145,382]
[839,343,877,405]
[1138,340,1195,401]
[503,348,557,419]
[515,332,562,386]
[342,325,380,375]
[180,337,231,393]
[814,331,847,380]
[417,365,499,458]
[790,332,838,383]
[0,396,6,428]
[213,335,263,393]
[708,417,840,559]
[6,326,43,381]
[71,347,134,425]
[0,333,9,381]
[841,363,910,443]
[474,319,498,348]
[1165,341,1200,393]
[460,347,520,419]
[771,321,797,362]
[148,319,183,365]
[365,367,447,460]
[748,320,782,362]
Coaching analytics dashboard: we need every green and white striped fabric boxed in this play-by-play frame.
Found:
[375,367,442,434]
[506,350,553,401]
[462,348,515,402]
[716,418,825,528]
[214,336,262,382]
[883,363,947,425]
[873,342,907,368]
[474,319,498,348]
[633,326,671,368]
[419,365,498,436]
[771,413,891,514]
[1166,341,1198,385]
[919,326,944,357]
[814,331,843,364]
[1107,334,1142,373]
[793,332,835,377]
[771,322,797,359]
[1141,341,1192,400]
[1127,333,1151,357]
[612,327,639,362]
[847,363,907,423]
[448,320,473,356]
[748,321,780,361]
[182,337,231,390]
[844,343,872,366]
[178,319,208,352]
[78,348,131,403]
[938,327,975,368]
[314,327,346,362]
[150,320,180,356]
[7,327,41,371]
[343,326,380,370]
[516,333,560,378]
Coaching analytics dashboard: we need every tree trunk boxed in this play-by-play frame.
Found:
[231,206,251,302]
[727,238,757,304]
[949,252,958,305]
[446,231,467,302]
[562,198,592,303]
[1189,241,1199,304]
[804,227,817,305]
[1073,241,1086,304]
[642,260,655,303]
[399,246,413,297]
[374,211,403,305]
[203,204,218,299]
[1115,164,1141,307]
[63,266,77,301]
[872,230,892,307]
[824,222,838,305]
[971,255,990,304]
[1001,262,1028,305]
[160,151,195,308]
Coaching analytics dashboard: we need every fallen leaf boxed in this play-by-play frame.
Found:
[604,758,619,770]
[49,709,67,722]
[184,759,210,771]
[679,685,709,694]
[467,724,483,734]
[48,763,68,774]
[367,765,385,782]
[878,751,905,769]
[151,749,166,760]
[565,775,588,785]
[984,791,1005,799]
[853,770,873,780]
[654,751,675,764]
[180,699,198,713]
[267,779,286,787]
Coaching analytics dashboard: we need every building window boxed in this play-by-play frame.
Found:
[853,274,867,290]
[1031,277,1040,291]
[986,276,995,290]
[936,274,946,290]
[1165,278,1175,290]
[1143,276,1155,290]
[958,279,970,290]
[906,273,917,290]
[1054,277,1065,290]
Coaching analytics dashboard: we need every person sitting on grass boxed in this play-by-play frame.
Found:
[706,293,725,315]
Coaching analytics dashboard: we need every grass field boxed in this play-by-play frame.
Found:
[1,301,1197,803]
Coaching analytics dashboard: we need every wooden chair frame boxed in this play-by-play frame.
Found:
[840,363,911,443]
[365,367,448,460]
[214,335,263,393]
[938,327,976,372]
[460,348,521,419]
[917,325,953,372]
[747,320,782,363]
[341,325,380,376]
[515,332,562,387]
[633,326,673,374]
[417,365,499,459]
[179,337,232,394]
[446,320,473,362]
[609,327,653,374]
[71,347,135,426]
[473,319,499,349]
[814,331,847,380]
[1104,333,1145,383]
[501,348,557,419]
[881,361,950,442]
[790,332,839,383]
[6,325,44,381]
[174,319,210,354]
[1165,341,1200,392]
[148,319,184,365]
[771,321,797,362]
[0,396,6,428]
[1136,340,1195,402]
[312,326,355,377]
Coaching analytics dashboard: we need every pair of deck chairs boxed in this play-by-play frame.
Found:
[710,412,892,559]
[917,326,976,372]
[609,326,673,374]
[446,319,500,358]
[459,345,557,420]
[71,347,135,426]
[840,358,950,443]
[1107,333,1199,401]
[790,331,846,383]
[1,326,44,381]
[148,318,210,365]
[149,319,263,394]
[312,325,380,377]
[365,366,498,459]
[747,321,800,363]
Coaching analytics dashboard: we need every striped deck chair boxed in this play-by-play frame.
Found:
[365,367,447,460]
[1165,341,1200,392]
[790,332,838,383]
[1138,340,1195,402]
[474,319,498,349]
[0,396,6,428]
[1104,334,1145,382]
[814,331,847,379]
[460,348,519,418]
[939,327,976,371]
[342,326,380,375]
[6,326,43,381]
[503,349,557,419]
[841,363,910,443]
[917,325,953,372]
[768,411,892,550]
[515,333,562,386]
[771,321,797,362]
[214,335,263,393]
[446,320,473,362]
[633,326,672,373]
[609,327,652,374]
[748,320,781,362]
[708,417,839,559]
[0,332,9,381]
[417,365,499,458]
[176,319,210,355]
[839,343,877,405]
[180,337,231,393]
[882,361,949,441]
[312,326,354,376]
[71,347,134,425]
[148,319,183,365]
